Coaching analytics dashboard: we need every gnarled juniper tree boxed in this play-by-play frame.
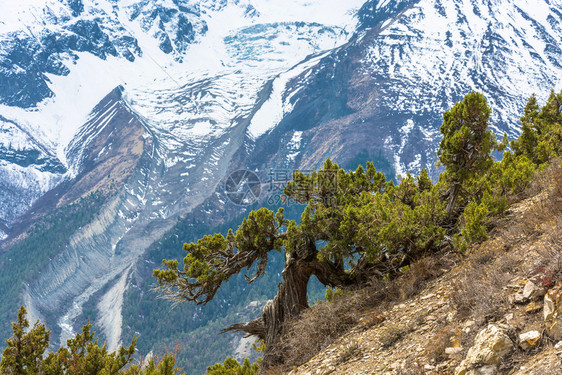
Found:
[154,90,561,369]
[437,91,507,218]
[154,159,445,368]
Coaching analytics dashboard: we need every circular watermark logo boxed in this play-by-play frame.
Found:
[225,169,261,206]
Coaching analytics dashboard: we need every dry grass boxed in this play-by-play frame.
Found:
[269,289,367,368]
[378,322,413,348]
[451,250,512,321]
[395,362,431,375]
[269,254,454,369]
[393,256,445,301]
[337,341,360,364]
[261,366,285,375]
[274,163,562,373]
[423,325,458,363]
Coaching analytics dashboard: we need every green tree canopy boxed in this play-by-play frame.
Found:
[0,307,183,375]
[0,306,50,375]
[512,90,562,164]
[155,160,445,367]
[437,91,506,217]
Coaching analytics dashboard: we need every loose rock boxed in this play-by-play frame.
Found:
[519,331,541,350]
[522,281,536,299]
[544,285,562,340]
[454,324,513,375]
[445,347,464,356]
[525,301,542,314]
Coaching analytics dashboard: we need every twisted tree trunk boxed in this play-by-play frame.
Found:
[446,183,461,217]
[223,246,316,370]
[222,243,373,370]
[260,256,312,367]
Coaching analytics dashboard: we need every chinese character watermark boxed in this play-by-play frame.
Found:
[225,170,261,206]
[225,168,339,207]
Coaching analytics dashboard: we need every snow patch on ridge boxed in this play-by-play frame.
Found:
[248,51,331,139]
[0,161,62,223]
[97,267,131,352]
[286,131,304,162]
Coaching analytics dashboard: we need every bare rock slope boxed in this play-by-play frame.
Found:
[289,167,562,375]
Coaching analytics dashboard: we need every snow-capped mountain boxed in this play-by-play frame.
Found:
[0,0,363,235]
[253,0,562,178]
[1,0,562,370]
[0,0,366,355]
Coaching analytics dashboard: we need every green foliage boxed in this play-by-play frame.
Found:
[0,307,182,375]
[438,91,495,174]
[500,153,536,195]
[437,91,505,216]
[512,90,562,165]
[0,306,50,375]
[42,323,136,375]
[417,168,433,193]
[343,149,396,182]
[205,357,260,375]
[155,157,448,304]
[0,192,107,344]
[332,173,446,265]
[125,349,184,375]
[452,90,561,249]
[453,200,489,252]
[324,287,344,303]
[154,207,285,305]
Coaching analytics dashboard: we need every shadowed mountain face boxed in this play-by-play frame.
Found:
[251,0,562,179]
[0,0,561,371]
[0,116,66,234]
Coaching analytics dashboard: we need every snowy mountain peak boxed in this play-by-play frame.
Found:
[0,0,365,235]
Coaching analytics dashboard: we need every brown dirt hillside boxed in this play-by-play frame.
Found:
[278,165,562,375]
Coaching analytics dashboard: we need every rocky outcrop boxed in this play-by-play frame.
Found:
[544,283,562,341]
[454,324,513,375]
[511,278,547,305]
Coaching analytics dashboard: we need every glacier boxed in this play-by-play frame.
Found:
[0,0,365,234]
[0,0,368,352]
